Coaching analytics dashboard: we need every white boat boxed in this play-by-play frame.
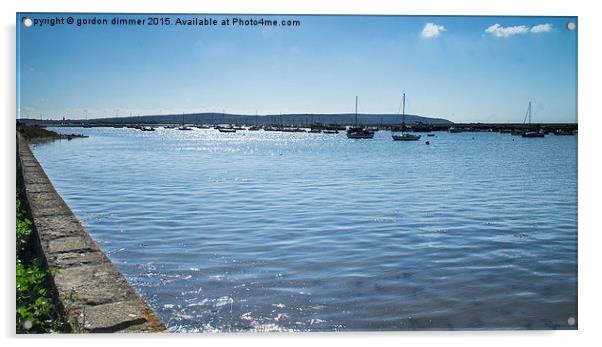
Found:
[392,93,420,141]
[346,96,374,139]
[522,131,544,138]
[177,113,192,130]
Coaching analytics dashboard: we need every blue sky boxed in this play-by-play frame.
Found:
[17,14,577,123]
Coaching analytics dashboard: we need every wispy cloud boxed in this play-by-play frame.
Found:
[485,24,529,38]
[421,22,446,38]
[530,23,553,33]
[485,23,553,38]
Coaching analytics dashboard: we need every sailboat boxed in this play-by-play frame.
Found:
[308,115,321,133]
[392,93,421,141]
[521,101,544,138]
[346,96,375,139]
[248,112,261,130]
[177,113,193,130]
[217,110,237,132]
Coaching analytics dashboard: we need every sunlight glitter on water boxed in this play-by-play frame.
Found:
[32,127,577,331]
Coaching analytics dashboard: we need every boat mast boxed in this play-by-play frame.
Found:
[402,93,406,133]
[523,101,532,125]
[355,96,358,127]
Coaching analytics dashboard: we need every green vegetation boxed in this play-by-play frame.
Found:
[16,155,66,334]
[17,122,88,140]
[17,122,61,140]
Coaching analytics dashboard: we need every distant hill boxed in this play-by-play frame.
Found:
[20,112,454,126]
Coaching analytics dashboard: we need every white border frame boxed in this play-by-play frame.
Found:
[3,1,600,346]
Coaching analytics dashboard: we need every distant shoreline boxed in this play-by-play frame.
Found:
[19,121,578,133]
[19,112,454,127]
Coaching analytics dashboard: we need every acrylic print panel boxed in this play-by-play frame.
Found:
[16,13,578,332]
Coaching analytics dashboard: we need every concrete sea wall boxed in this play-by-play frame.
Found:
[17,134,165,333]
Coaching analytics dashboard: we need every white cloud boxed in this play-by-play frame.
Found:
[421,22,446,38]
[485,24,529,38]
[485,23,554,38]
[530,23,553,33]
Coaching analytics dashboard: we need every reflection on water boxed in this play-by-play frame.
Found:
[31,127,577,331]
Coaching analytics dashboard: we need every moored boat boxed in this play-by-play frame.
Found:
[347,128,375,139]
[392,93,421,141]
[521,101,544,138]
[177,113,192,130]
[346,96,374,139]
[522,130,544,138]
[554,129,575,136]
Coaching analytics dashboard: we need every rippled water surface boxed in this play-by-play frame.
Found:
[31,127,577,331]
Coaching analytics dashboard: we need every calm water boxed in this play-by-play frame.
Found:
[31,127,577,331]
